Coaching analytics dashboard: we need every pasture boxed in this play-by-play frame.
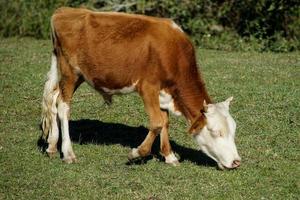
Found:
[0,37,299,199]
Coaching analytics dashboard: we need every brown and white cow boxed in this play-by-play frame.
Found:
[41,7,241,169]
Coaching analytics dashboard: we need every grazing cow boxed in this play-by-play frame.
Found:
[41,7,241,169]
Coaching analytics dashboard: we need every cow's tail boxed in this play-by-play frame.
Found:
[41,17,60,140]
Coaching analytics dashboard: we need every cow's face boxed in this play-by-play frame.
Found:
[192,97,241,169]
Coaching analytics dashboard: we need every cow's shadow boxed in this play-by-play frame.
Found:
[63,119,216,167]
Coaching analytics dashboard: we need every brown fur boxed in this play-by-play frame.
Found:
[45,7,212,160]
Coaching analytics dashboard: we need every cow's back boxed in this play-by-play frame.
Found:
[52,7,194,90]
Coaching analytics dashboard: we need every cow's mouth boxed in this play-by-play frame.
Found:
[217,162,240,170]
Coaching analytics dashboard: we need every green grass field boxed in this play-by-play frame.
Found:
[0,37,299,199]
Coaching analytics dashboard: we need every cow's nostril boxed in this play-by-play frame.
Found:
[232,160,241,168]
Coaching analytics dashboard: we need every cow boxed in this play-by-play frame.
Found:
[41,7,241,170]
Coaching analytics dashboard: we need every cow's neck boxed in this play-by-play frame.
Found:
[174,73,212,122]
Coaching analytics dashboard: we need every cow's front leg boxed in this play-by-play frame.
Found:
[128,129,158,160]
[128,82,162,161]
[159,111,179,166]
[128,110,179,166]
[128,82,178,165]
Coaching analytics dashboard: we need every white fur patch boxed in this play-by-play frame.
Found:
[159,90,182,116]
[102,81,138,95]
[165,152,178,164]
[43,54,58,99]
[171,21,183,32]
[48,54,59,87]
[193,99,241,168]
[57,102,72,155]
[130,148,140,159]
[46,89,59,152]
[41,53,59,139]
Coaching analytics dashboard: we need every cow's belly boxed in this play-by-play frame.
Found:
[91,77,139,95]
[100,82,138,95]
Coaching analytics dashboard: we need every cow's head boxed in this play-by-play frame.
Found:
[189,97,241,170]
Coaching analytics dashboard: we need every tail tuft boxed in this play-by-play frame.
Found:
[41,53,60,139]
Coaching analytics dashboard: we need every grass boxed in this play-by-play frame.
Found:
[0,37,299,199]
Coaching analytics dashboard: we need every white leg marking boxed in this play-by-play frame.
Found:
[128,148,140,160]
[57,101,76,163]
[165,152,179,165]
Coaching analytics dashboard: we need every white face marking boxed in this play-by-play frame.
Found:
[101,81,138,95]
[159,90,182,116]
[193,98,241,169]
[171,21,184,32]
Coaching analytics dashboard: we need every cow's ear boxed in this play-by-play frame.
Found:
[188,113,206,135]
[203,100,215,114]
[223,96,233,108]
[203,100,208,112]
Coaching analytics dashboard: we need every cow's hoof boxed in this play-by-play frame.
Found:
[62,151,77,164]
[166,160,180,166]
[165,152,180,166]
[47,151,57,158]
[63,156,77,164]
[128,148,141,160]
[46,148,57,158]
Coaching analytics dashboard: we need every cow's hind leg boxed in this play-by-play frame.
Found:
[57,96,75,163]
[56,56,83,163]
